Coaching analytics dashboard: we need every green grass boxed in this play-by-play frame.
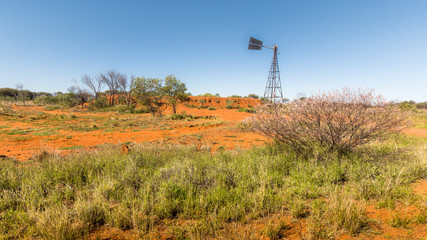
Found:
[412,111,427,129]
[32,131,58,136]
[0,137,426,239]
[44,105,61,111]
[238,107,256,113]
[0,129,30,135]
[58,145,84,150]
[265,220,290,240]
[14,136,30,141]
[389,212,412,228]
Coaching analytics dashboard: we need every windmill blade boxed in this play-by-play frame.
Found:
[248,37,263,50]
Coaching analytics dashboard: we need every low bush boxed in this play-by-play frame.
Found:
[248,88,410,155]
[416,101,427,109]
[238,107,256,113]
[247,94,259,99]
[88,95,109,109]
[0,103,13,116]
[130,108,150,114]
[169,112,194,120]
[399,101,418,112]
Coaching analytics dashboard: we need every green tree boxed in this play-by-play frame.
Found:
[162,75,188,114]
[247,94,259,99]
[131,77,166,116]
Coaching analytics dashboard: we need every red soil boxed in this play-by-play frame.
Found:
[0,97,266,161]
[404,127,427,137]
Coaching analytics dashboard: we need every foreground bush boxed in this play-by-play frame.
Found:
[248,88,410,154]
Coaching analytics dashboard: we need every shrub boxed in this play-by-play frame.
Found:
[89,95,109,109]
[248,88,410,154]
[247,94,259,99]
[199,99,206,106]
[238,108,256,113]
[389,212,411,228]
[307,193,368,237]
[0,103,13,116]
[131,77,166,116]
[200,93,216,97]
[399,101,418,112]
[76,200,106,229]
[265,221,290,240]
[33,95,59,105]
[416,101,427,109]
[130,108,150,114]
[260,97,271,104]
[225,99,240,109]
[170,112,194,120]
[0,88,18,98]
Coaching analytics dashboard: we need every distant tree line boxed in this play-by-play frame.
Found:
[398,100,427,111]
[196,93,261,99]
[0,85,54,103]
[66,70,188,116]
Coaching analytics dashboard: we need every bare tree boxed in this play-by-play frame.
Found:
[14,84,27,104]
[100,70,125,105]
[81,74,104,100]
[68,84,91,108]
[118,74,130,105]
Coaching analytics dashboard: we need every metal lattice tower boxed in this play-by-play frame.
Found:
[264,45,283,103]
[248,37,284,103]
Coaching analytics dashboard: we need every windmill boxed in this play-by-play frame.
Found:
[248,37,284,103]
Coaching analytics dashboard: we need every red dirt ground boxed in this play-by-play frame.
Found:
[404,127,427,138]
[0,97,266,161]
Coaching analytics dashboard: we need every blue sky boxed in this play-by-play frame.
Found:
[0,0,426,101]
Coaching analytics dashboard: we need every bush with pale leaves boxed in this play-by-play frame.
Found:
[248,88,410,154]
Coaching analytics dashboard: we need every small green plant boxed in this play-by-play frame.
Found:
[76,200,106,229]
[399,101,418,112]
[44,105,61,111]
[170,112,194,120]
[130,108,150,114]
[0,103,13,116]
[230,95,242,98]
[59,145,84,150]
[390,212,412,228]
[199,99,207,108]
[415,208,427,224]
[265,221,290,240]
[238,107,256,113]
[290,200,309,219]
[183,104,195,108]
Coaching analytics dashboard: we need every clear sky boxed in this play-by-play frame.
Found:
[0,0,426,101]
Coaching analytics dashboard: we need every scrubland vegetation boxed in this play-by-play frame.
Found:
[1,135,426,239]
[1,86,427,239]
